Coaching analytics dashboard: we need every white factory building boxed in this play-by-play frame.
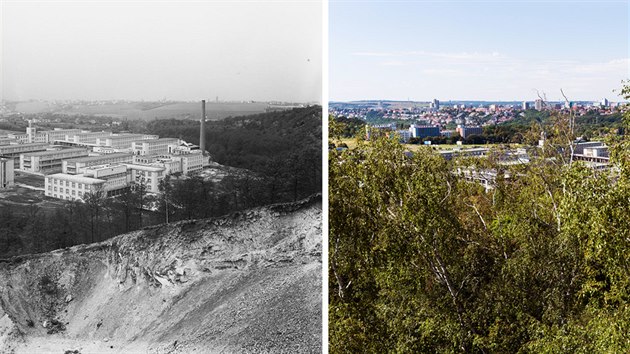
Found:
[97,134,159,149]
[132,138,180,156]
[62,153,134,174]
[45,174,107,201]
[22,102,210,201]
[20,148,90,174]
[45,164,130,200]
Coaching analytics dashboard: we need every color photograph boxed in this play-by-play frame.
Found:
[329,1,630,352]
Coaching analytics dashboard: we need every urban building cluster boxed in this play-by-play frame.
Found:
[332,97,626,133]
[366,122,484,142]
[443,140,611,191]
[0,123,209,201]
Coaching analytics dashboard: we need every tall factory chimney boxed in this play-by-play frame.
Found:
[200,100,206,154]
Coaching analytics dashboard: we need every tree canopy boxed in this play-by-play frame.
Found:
[329,87,630,352]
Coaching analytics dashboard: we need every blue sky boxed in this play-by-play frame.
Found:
[330,0,629,102]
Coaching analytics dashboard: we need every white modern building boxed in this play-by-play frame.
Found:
[45,164,130,201]
[132,138,180,156]
[0,143,50,168]
[10,128,84,144]
[63,153,134,174]
[63,131,112,145]
[20,148,89,174]
[0,136,17,145]
[124,163,166,193]
[175,152,205,174]
[97,134,158,149]
[83,164,130,196]
[45,174,106,201]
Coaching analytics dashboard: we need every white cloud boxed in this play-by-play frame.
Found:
[352,52,397,57]
[353,50,508,61]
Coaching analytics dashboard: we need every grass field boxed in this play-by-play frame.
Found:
[0,173,66,214]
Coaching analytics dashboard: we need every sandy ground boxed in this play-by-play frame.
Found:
[14,337,150,354]
[0,196,322,354]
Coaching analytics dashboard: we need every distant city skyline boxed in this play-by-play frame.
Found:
[330,1,629,102]
[1,1,322,103]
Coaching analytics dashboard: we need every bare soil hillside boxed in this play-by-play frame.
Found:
[0,195,322,354]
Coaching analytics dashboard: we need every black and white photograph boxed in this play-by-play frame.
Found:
[0,0,322,352]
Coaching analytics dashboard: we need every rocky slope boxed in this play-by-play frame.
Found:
[0,195,322,353]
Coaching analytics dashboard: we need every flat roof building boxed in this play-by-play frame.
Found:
[0,137,16,145]
[132,138,179,156]
[20,148,89,174]
[97,134,159,149]
[439,147,489,160]
[45,164,130,201]
[175,152,204,175]
[45,173,106,201]
[11,128,83,144]
[456,125,484,139]
[123,163,166,193]
[0,143,50,168]
[409,125,440,139]
[62,153,134,174]
[63,131,112,145]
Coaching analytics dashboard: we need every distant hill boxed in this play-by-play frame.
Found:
[11,101,271,121]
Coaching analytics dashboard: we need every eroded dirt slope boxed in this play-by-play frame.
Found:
[0,195,322,353]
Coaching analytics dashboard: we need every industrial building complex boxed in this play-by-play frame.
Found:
[1,101,211,201]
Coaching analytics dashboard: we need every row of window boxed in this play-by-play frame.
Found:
[50,187,85,196]
[49,179,92,190]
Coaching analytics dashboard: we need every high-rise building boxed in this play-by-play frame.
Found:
[601,98,609,107]
[535,99,544,111]
[522,101,530,110]
[430,99,440,110]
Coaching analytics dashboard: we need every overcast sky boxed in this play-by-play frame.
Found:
[331,1,629,102]
[1,0,322,102]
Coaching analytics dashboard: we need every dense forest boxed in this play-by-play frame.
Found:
[329,87,630,352]
[143,106,322,196]
[0,106,322,259]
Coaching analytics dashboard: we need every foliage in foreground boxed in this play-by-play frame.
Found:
[329,91,630,352]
